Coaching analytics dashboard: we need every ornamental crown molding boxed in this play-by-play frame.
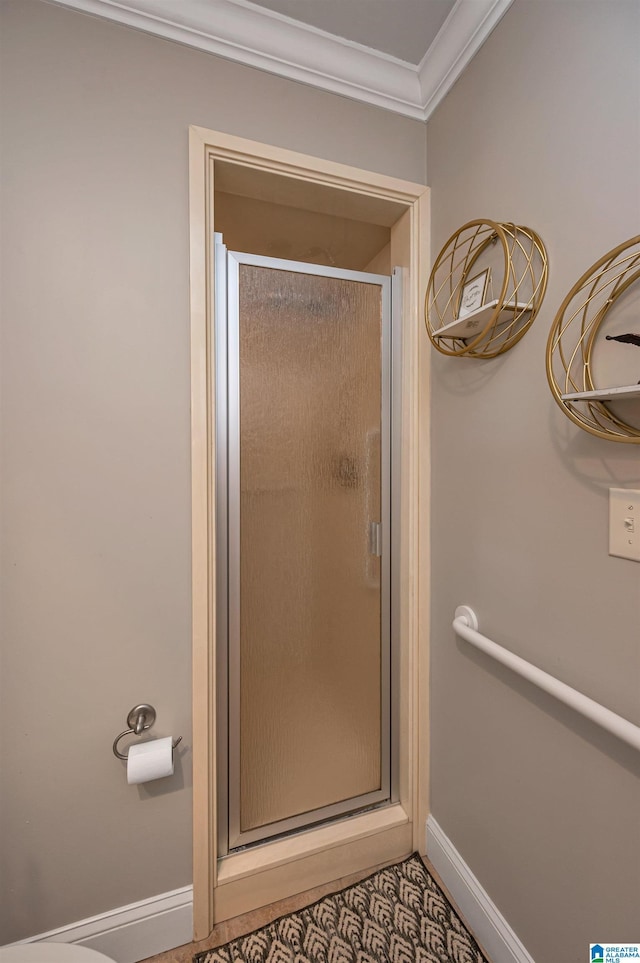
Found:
[46,0,514,121]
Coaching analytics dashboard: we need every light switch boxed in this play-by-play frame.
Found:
[609,488,640,562]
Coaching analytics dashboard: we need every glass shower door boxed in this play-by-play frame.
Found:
[216,239,391,851]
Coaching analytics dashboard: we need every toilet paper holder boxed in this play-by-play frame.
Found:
[112,704,182,761]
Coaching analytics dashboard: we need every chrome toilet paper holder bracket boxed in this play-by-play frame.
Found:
[112,704,183,761]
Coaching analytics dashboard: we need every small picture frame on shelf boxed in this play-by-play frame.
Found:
[458,268,490,318]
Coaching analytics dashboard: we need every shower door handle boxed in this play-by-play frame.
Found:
[365,428,382,586]
[364,428,382,588]
[368,521,382,557]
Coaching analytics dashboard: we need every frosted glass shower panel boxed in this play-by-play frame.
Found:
[236,264,385,837]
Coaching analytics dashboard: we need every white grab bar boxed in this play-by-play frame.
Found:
[453,606,640,752]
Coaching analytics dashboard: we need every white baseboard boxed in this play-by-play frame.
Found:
[426,816,535,963]
[7,821,533,963]
[7,886,193,963]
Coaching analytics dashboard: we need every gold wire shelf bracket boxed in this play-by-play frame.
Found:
[545,235,640,444]
[424,219,549,359]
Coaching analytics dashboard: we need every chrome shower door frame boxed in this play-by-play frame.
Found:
[215,238,395,854]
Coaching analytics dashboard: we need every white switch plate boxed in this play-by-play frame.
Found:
[609,488,640,562]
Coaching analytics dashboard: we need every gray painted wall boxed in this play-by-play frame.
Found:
[427,2,640,961]
[0,0,426,942]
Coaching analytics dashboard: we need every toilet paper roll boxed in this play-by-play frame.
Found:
[127,736,174,785]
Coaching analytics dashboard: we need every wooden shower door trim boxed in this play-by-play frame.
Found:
[189,125,430,941]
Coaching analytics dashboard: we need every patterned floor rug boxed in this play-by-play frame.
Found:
[194,853,490,963]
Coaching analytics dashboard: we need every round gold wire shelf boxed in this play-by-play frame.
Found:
[425,219,548,359]
[546,235,640,444]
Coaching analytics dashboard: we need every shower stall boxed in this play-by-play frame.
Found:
[214,235,396,853]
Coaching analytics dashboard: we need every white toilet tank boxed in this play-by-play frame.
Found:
[0,945,116,963]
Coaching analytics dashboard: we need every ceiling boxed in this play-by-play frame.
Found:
[246,0,457,65]
[47,0,514,120]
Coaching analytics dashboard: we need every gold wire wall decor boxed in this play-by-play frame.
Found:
[424,219,549,359]
[546,235,640,444]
